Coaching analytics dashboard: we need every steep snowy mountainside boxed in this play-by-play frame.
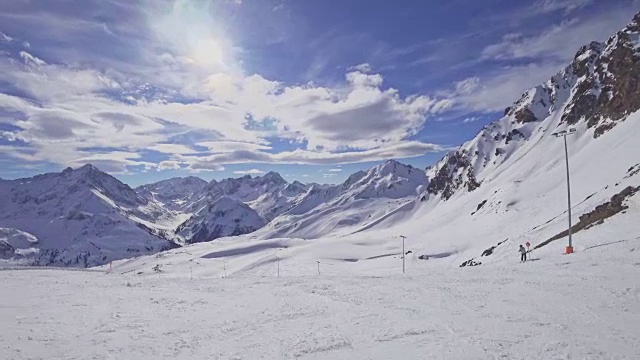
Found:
[364,112,640,268]
[135,171,309,244]
[0,165,178,266]
[176,196,265,244]
[347,13,640,266]
[135,176,207,211]
[191,171,309,221]
[258,160,428,239]
[425,12,640,202]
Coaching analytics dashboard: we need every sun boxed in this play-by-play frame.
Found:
[150,0,236,72]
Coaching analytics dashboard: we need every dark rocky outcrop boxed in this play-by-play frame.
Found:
[561,15,640,137]
[514,108,537,124]
[505,129,525,144]
[459,259,481,267]
[535,186,640,249]
[427,150,481,200]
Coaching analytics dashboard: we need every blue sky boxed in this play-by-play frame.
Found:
[0,0,638,186]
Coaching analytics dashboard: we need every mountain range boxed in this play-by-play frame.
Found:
[2,12,640,268]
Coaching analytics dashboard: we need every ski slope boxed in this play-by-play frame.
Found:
[1,233,639,359]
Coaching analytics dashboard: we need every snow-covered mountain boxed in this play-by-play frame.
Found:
[258,160,428,239]
[425,13,640,202]
[199,171,309,221]
[354,12,640,265]
[3,13,640,270]
[136,12,639,274]
[135,176,207,211]
[0,165,178,266]
[175,196,266,244]
[136,171,312,244]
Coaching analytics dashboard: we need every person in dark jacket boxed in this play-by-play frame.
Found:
[519,244,527,262]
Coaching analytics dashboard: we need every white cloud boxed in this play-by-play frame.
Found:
[148,143,197,155]
[0,31,13,42]
[462,116,481,124]
[444,61,565,112]
[180,141,442,168]
[0,3,450,175]
[196,141,272,153]
[345,71,383,87]
[233,169,265,175]
[72,151,156,173]
[531,0,592,15]
[157,160,183,171]
[348,63,372,73]
[481,8,631,62]
[187,163,225,172]
[454,77,480,95]
[19,51,46,67]
[322,173,337,178]
[439,3,636,115]
[185,69,445,152]
[328,168,342,172]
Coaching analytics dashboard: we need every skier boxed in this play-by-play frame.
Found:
[519,244,527,262]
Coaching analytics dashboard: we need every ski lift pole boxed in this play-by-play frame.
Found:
[552,128,576,254]
[400,235,407,274]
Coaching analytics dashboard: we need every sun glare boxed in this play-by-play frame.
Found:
[151,0,234,72]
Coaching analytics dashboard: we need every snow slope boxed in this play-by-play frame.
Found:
[1,231,638,359]
[358,14,640,264]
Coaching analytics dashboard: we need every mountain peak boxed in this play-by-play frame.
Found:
[633,11,640,26]
[373,159,417,177]
[77,163,98,172]
[262,171,286,184]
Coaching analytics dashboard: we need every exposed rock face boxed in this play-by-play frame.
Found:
[514,108,537,124]
[427,150,480,200]
[561,16,640,137]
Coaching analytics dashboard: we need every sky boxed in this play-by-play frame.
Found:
[0,0,638,186]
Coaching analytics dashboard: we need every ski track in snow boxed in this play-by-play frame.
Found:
[1,240,639,360]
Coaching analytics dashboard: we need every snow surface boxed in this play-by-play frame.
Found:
[1,233,639,359]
